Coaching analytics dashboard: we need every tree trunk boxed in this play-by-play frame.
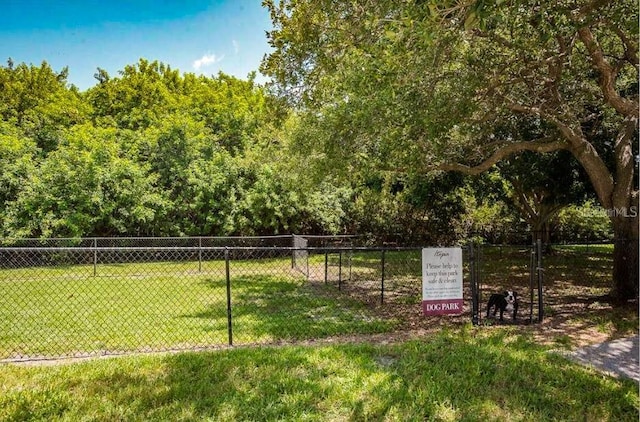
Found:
[530,220,553,254]
[611,213,639,302]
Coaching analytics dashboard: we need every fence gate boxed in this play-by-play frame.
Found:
[471,241,544,326]
[529,240,544,323]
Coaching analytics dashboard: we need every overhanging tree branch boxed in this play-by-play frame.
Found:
[436,139,569,175]
[612,26,639,70]
[578,27,638,117]
[504,99,618,207]
[573,0,616,19]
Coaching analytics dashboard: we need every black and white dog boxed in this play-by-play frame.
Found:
[486,291,518,321]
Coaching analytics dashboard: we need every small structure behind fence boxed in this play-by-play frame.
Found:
[292,234,309,277]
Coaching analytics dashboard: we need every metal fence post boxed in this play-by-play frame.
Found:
[477,243,482,323]
[338,251,342,290]
[348,249,352,283]
[291,234,295,269]
[537,239,544,323]
[93,238,97,277]
[381,249,386,305]
[529,244,535,324]
[225,247,233,346]
[306,244,310,281]
[324,250,328,284]
[469,243,478,325]
[198,237,202,272]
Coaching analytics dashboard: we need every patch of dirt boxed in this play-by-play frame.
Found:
[305,270,638,350]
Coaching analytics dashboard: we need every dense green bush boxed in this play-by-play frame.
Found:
[555,201,614,242]
[0,60,614,243]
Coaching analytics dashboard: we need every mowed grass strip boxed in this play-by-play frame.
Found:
[0,258,393,359]
[0,330,637,421]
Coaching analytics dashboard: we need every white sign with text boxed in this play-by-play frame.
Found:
[422,248,463,316]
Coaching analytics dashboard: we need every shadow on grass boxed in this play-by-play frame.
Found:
[480,245,619,312]
[481,246,613,289]
[6,331,636,421]
[541,301,639,347]
[143,333,640,420]
[185,274,395,344]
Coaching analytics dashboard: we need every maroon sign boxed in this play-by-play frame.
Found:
[422,298,464,316]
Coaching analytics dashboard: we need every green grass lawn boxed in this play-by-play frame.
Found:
[0,257,394,359]
[0,330,637,421]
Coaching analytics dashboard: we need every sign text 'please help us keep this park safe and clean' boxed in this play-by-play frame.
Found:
[421,248,463,316]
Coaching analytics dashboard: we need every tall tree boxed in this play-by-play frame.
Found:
[262,0,639,300]
[499,152,587,245]
[492,115,592,243]
[3,125,165,237]
[0,60,88,153]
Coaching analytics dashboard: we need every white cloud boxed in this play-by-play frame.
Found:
[193,53,224,70]
[232,40,239,55]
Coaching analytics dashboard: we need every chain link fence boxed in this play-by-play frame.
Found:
[475,239,637,326]
[0,236,626,361]
[540,239,637,319]
[308,247,479,329]
[0,235,296,248]
[476,244,542,324]
[0,242,396,362]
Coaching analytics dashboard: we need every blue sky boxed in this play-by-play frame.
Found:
[0,0,273,90]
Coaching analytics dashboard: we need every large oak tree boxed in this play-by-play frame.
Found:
[262,0,639,300]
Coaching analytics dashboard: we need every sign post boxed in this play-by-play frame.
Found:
[422,248,463,316]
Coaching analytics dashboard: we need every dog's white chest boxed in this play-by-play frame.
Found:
[505,303,514,312]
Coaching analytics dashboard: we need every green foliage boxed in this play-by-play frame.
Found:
[0,58,355,238]
[0,123,38,227]
[453,185,521,244]
[2,4,633,245]
[0,60,89,153]
[556,201,614,242]
[261,0,638,219]
[262,0,638,300]
[239,163,301,234]
[3,125,165,237]
[87,59,181,130]
[87,59,270,154]
[338,171,482,244]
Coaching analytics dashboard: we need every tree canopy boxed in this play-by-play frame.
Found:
[1,0,636,299]
[261,0,638,299]
[0,59,351,238]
